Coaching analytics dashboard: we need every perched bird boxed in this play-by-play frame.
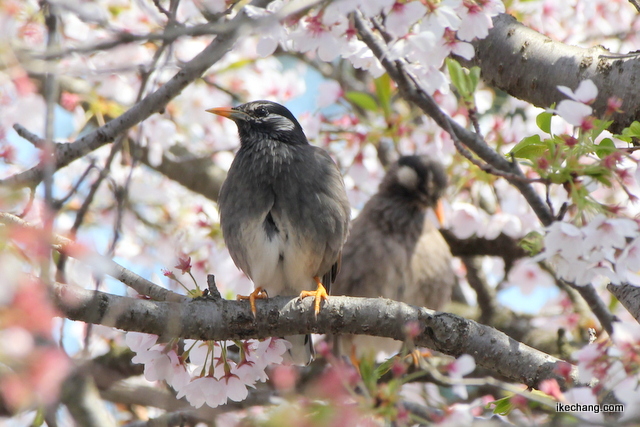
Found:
[333,155,455,359]
[207,100,350,364]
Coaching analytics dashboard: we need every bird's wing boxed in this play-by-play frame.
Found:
[218,157,276,281]
[332,212,412,299]
[310,147,351,286]
[272,146,350,289]
[408,221,455,310]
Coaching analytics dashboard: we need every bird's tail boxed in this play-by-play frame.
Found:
[283,334,314,365]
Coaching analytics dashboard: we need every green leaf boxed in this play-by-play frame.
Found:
[446,58,470,97]
[623,121,640,138]
[519,231,544,255]
[374,74,392,119]
[373,356,396,380]
[595,138,616,159]
[592,173,613,186]
[31,408,45,427]
[468,66,481,93]
[536,111,553,134]
[488,396,514,416]
[510,134,547,160]
[345,91,379,112]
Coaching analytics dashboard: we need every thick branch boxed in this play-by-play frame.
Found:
[440,229,527,268]
[607,283,640,324]
[138,145,227,202]
[52,282,578,391]
[465,14,640,134]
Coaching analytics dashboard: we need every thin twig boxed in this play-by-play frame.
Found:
[461,256,496,325]
[0,212,185,302]
[12,123,49,148]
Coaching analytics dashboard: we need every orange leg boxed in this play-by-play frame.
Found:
[237,286,268,317]
[299,276,329,317]
[407,348,432,366]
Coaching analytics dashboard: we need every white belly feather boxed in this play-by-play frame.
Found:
[240,216,318,295]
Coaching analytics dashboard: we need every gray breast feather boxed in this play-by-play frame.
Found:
[218,143,349,295]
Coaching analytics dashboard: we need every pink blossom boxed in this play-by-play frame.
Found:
[270,365,298,392]
[248,337,289,368]
[446,354,476,399]
[176,376,226,408]
[539,379,563,400]
[583,214,638,259]
[421,0,462,36]
[342,39,386,78]
[484,212,522,239]
[222,371,250,402]
[572,343,607,383]
[385,1,427,37]
[456,0,504,41]
[317,80,343,108]
[291,14,348,62]
[615,236,640,286]
[245,0,288,57]
[555,80,598,126]
[563,387,604,423]
[504,259,555,295]
[449,202,489,239]
[541,221,584,260]
[125,332,158,354]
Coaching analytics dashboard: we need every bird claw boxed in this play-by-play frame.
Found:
[299,278,329,318]
[237,287,268,318]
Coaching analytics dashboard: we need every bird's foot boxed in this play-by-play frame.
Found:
[237,286,268,317]
[299,277,329,317]
[407,348,432,367]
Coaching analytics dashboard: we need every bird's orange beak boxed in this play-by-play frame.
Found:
[206,106,250,122]
[435,200,445,226]
[206,107,234,118]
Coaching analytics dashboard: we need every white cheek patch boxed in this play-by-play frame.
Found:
[397,165,419,190]
[267,115,296,132]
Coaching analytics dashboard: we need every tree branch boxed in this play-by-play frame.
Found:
[464,14,640,134]
[0,212,185,302]
[0,0,267,190]
[138,145,227,202]
[607,283,640,324]
[52,281,579,391]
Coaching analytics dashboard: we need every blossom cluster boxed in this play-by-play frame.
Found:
[126,332,289,408]
[535,215,640,287]
[247,0,504,94]
[560,322,640,422]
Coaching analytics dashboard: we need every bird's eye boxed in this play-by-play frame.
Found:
[254,106,269,117]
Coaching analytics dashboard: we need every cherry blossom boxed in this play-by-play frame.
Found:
[127,336,288,409]
[504,259,555,295]
[555,79,598,127]
[445,354,476,399]
[421,0,463,36]
[176,376,226,408]
[456,0,505,41]
[582,214,638,260]
[244,0,288,57]
[615,236,640,285]
[385,1,427,38]
[316,80,344,108]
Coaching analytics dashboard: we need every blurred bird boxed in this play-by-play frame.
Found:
[207,100,350,364]
[333,155,455,359]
